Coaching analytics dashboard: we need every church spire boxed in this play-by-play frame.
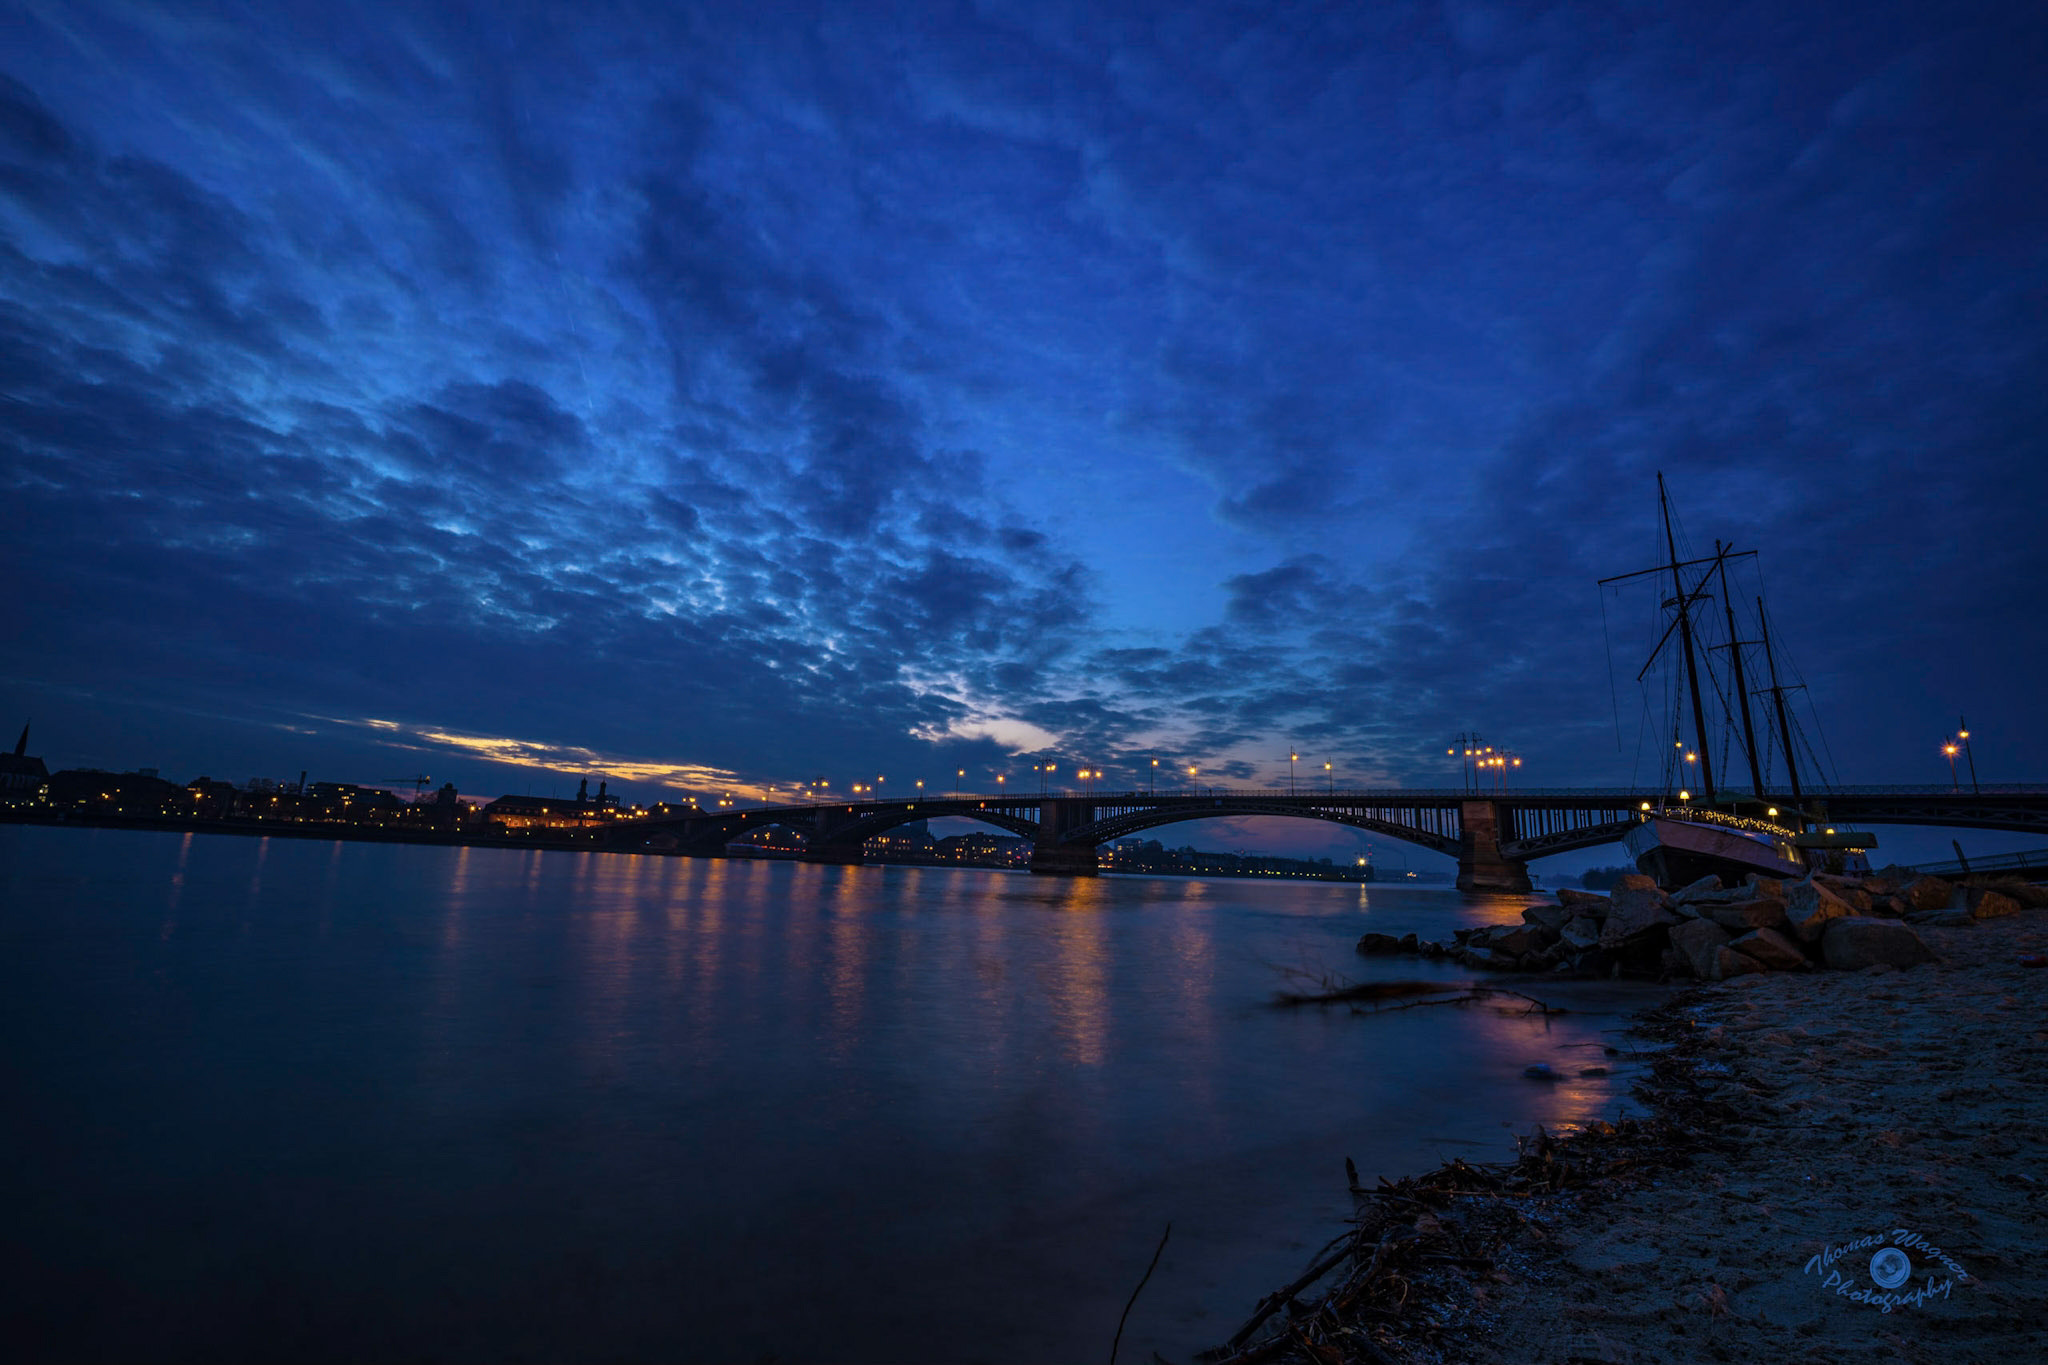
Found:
[11,720,26,757]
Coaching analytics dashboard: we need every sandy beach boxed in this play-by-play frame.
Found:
[1211,901,2048,1364]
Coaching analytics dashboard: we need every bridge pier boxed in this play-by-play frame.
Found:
[1030,797,1100,876]
[1457,800,1532,894]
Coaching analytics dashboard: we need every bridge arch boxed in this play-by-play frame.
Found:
[1064,801,1460,857]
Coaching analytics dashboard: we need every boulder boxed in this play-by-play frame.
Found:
[1670,918,1733,979]
[1964,887,2022,921]
[1867,895,1911,918]
[1711,947,1762,979]
[1813,874,1874,912]
[1862,875,1898,897]
[1669,874,1725,906]
[1611,873,1661,895]
[1783,879,1857,943]
[1458,946,1504,969]
[1356,932,1406,955]
[1701,898,1790,933]
[1559,916,1602,951]
[1397,932,1419,954]
[1903,909,1974,929]
[1901,877,1954,912]
[1820,918,1934,971]
[1599,889,1682,949]
[1557,888,1613,914]
[1744,875,1789,901]
[1418,940,1449,959]
[1521,903,1572,933]
[1483,924,1548,958]
[1727,927,1808,971]
[1996,881,2048,909]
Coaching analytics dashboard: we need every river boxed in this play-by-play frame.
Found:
[0,824,1663,1363]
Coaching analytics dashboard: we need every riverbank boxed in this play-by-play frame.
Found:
[1211,903,2047,1363]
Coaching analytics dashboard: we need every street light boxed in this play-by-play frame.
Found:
[955,768,964,797]
[1288,750,1299,795]
[1150,758,1159,795]
[1324,759,1333,796]
[1958,716,1980,795]
[1943,741,1960,793]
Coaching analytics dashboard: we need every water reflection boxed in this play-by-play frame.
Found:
[0,828,1667,1365]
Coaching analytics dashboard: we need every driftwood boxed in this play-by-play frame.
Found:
[1270,979,1568,1017]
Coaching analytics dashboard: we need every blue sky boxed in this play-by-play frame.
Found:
[3,0,2044,862]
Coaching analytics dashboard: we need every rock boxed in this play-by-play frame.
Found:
[1711,946,1761,979]
[1611,873,1661,895]
[1397,932,1419,954]
[1862,875,1898,897]
[1728,927,1808,971]
[1559,916,1602,951]
[1782,879,1857,943]
[1868,895,1911,918]
[1996,881,2048,909]
[1658,946,1689,976]
[1964,887,2022,920]
[1903,909,1974,928]
[1418,940,1449,959]
[1356,932,1405,955]
[1600,888,1682,948]
[1901,876,1954,912]
[1821,917,1935,971]
[1669,874,1725,905]
[1813,874,1874,912]
[1670,918,1733,979]
[1744,875,1789,901]
[1557,888,1613,914]
[1521,903,1572,933]
[1701,898,1790,933]
[1458,946,1504,969]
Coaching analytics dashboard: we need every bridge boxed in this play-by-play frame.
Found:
[603,784,2048,891]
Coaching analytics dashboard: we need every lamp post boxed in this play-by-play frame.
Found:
[955,768,964,798]
[1324,760,1333,796]
[1959,716,1979,795]
[1150,758,1158,795]
[1288,749,1299,795]
[1943,741,1959,793]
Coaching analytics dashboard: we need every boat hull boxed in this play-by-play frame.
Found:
[1624,815,1804,889]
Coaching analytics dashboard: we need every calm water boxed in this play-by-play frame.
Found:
[0,825,1662,1363]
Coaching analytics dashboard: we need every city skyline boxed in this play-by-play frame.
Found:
[5,2,2045,862]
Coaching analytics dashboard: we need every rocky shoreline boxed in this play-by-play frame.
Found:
[1208,884,2047,1365]
[1355,867,2043,981]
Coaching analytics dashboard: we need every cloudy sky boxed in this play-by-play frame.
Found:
[3,0,2043,856]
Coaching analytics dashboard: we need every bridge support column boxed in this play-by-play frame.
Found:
[1030,797,1100,876]
[1457,800,1531,894]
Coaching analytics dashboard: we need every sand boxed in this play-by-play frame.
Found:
[1211,906,2048,1365]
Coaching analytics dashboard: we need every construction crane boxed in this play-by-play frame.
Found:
[384,775,433,801]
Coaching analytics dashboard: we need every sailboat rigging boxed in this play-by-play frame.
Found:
[1600,476,1875,886]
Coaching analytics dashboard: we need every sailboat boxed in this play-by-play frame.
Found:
[1602,476,1876,888]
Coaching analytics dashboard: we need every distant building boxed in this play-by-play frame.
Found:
[483,791,617,829]
[1,721,49,806]
[44,768,187,816]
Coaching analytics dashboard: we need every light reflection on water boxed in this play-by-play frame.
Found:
[1,825,1665,1364]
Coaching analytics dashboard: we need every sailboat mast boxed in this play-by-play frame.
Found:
[1660,473,1716,803]
[1758,595,1803,814]
[1717,544,1766,799]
